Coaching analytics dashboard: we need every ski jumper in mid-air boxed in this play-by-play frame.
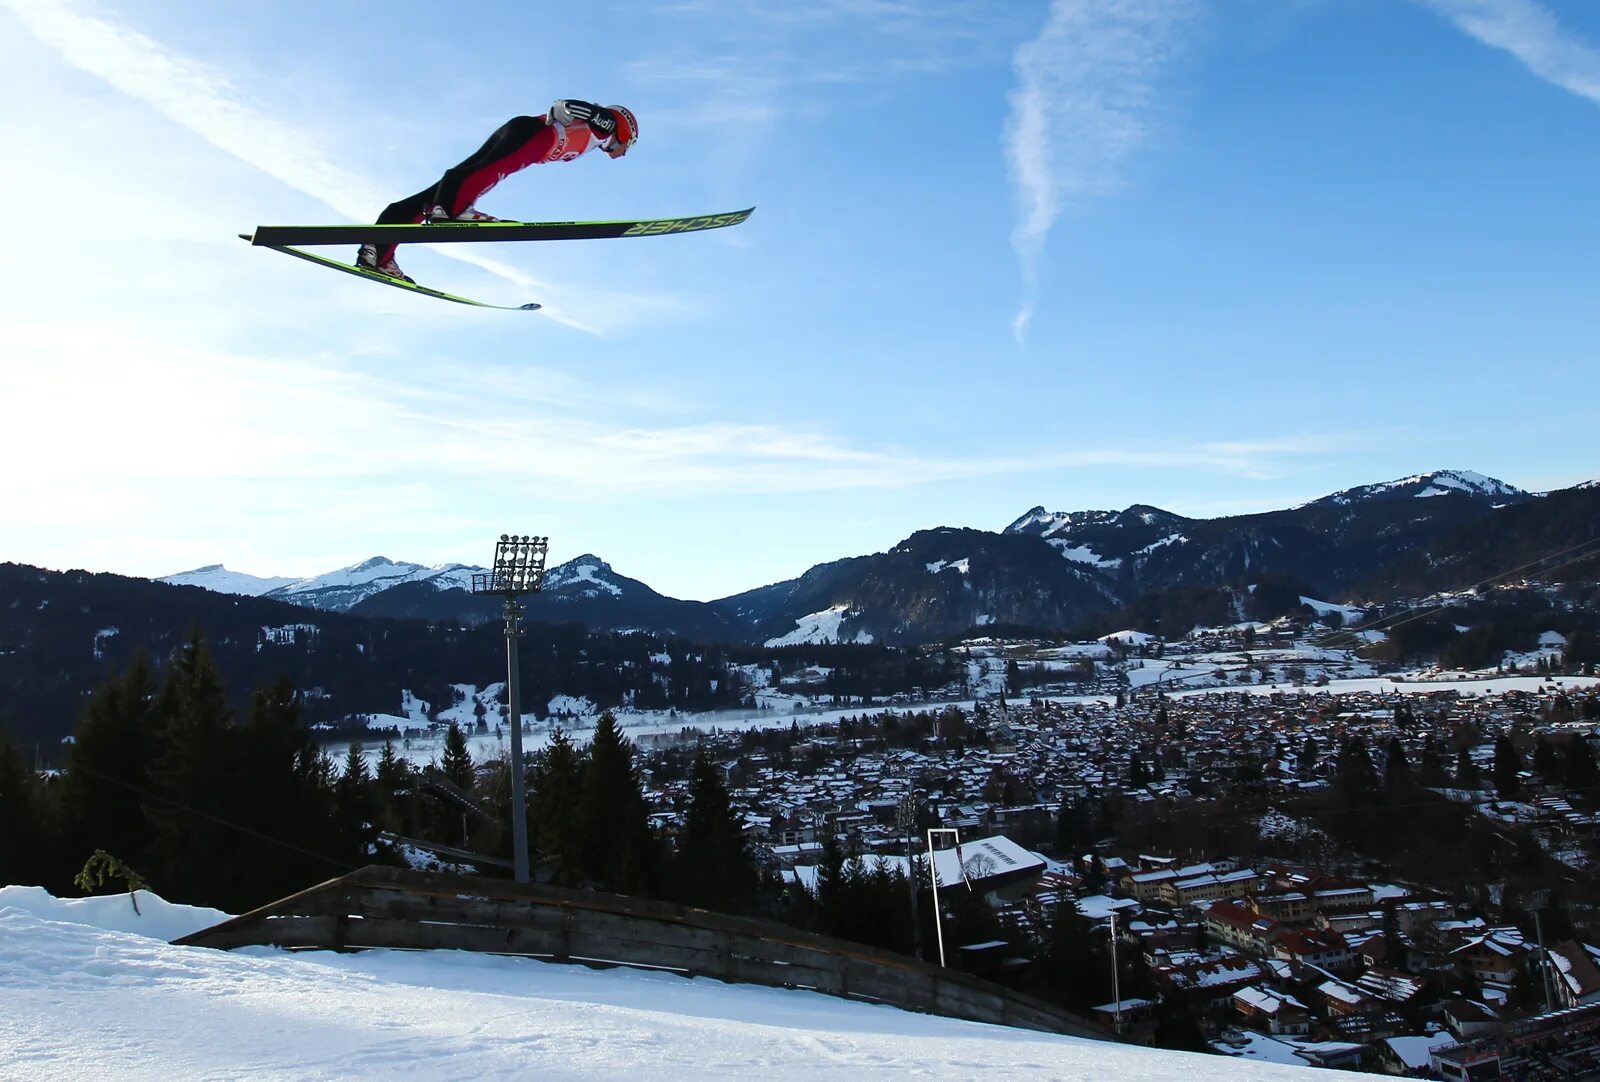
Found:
[358,100,637,282]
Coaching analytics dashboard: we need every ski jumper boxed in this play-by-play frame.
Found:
[372,114,604,264]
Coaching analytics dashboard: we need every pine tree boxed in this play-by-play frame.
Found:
[60,656,159,877]
[529,728,584,882]
[813,832,846,936]
[1033,901,1101,1013]
[441,722,474,791]
[1493,734,1522,797]
[1456,744,1480,788]
[334,743,377,863]
[1384,736,1411,792]
[0,734,42,888]
[147,632,237,904]
[1565,737,1598,791]
[1419,736,1447,787]
[1128,752,1149,786]
[230,677,333,905]
[1299,734,1320,780]
[1336,738,1377,797]
[574,711,657,894]
[374,740,413,835]
[673,753,756,913]
[1534,736,1562,783]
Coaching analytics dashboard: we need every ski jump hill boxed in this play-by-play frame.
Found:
[175,864,1100,1040]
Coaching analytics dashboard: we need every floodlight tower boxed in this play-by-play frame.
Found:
[472,534,549,884]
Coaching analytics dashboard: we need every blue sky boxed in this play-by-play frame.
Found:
[2,0,1597,601]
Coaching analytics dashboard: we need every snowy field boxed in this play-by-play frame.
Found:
[0,886,1356,1080]
[344,667,1600,771]
[1170,673,1600,702]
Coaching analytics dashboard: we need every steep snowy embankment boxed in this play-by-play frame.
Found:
[0,888,1348,1080]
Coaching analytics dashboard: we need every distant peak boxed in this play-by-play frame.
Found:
[1309,469,1525,507]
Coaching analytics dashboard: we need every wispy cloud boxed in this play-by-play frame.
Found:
[3,318,1352,500]
[0,0,656,332]
[1004,0,1191,341]
[1420,0,1600,106]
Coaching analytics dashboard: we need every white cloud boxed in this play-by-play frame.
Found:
[1003,0,1191,341]
[1420,0,1600,106]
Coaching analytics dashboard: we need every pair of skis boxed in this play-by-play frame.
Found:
[241,207,755,311]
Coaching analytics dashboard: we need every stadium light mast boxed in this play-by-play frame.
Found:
[925,827,965,968]
[472,534,550,884]
[897,790,925,961]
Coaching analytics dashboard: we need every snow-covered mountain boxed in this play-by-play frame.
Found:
[159,564,299,596]
[348,553,738,641]
[716,527,1120,646]
[1303,469,1526,507]
[262,556,480,612]
[153,469,1557,645]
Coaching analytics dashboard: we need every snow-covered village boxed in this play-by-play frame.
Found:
[8,1,1600,1079]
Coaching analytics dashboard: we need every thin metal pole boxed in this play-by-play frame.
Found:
[504,597,530,884]
[899,791,923,961]
[926,827,961,968]
[1110,910,1122,1034]
[1535,910,1555,1013]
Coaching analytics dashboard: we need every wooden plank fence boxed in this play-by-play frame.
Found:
[173,865,1104,1040]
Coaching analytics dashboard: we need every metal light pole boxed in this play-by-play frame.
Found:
[1109,909,1123,1034]
[897,790,925,960]
[472,534,549,884]
[926,827,964,968]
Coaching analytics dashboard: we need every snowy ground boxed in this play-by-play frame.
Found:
[1171,673,1600,702]
[342,667,1600,772]
[0,887,1356,1080]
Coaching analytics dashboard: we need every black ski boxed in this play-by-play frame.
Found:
[245,207,754,248]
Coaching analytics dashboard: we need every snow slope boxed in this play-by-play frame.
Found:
[159,564,299,596]
[0,890,1339,1081]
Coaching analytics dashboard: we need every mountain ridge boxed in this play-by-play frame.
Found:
[155,469,1579,646]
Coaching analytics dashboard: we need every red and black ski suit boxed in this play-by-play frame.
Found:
[371,112,609,264]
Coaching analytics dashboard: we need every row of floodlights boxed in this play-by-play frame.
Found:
[472,534,550,595]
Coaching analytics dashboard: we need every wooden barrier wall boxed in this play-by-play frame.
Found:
[174,865,1104,1040]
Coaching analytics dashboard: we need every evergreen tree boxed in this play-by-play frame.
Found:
[374,740,413,835]
[1298,735,1320,780]
[1033,901,1103,1013]
[1493,734,1522,797]
[1419,736,1447,787]
[440,722,474,792]
[813,832,846,936]
[147,633,238,904]
[1384,736,1411,792]
[574,711,657,894]
[1456,744,1481,788]
[334,743,377,863]
[673,753,756,913]
[1335,738,1377,797]
[1565,737,1599,791]
[230,677,335,905]
[1128,752,1149,787]
[0,734,42,888]
[1054,797,1082,856]
[529,728,584,883]
[1534,736,1562,783]
[60,656,159,877]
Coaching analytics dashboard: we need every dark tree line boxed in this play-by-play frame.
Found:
[0,559,958,763]
[0,635,764,920]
